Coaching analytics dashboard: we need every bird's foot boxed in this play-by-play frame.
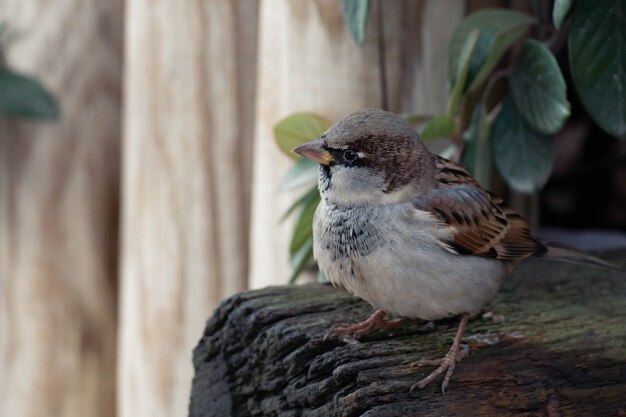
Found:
[409,313,471,394]
[325,309,404,341]
[409,344,469,393]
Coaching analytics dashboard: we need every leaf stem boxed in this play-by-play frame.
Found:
[480,68,512,106]
[471,68,511,189]
[474,106,491,190]
[376,0,388,111]
[545,20,569,55]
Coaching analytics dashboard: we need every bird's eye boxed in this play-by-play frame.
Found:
[343,150,358,162]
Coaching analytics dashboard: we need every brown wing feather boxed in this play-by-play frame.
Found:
[418,155,545,261]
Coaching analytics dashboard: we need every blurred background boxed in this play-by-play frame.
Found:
[0,1,624,417]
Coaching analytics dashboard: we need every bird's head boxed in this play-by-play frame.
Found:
[293,108,436,205]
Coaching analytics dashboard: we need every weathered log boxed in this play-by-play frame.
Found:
[190,252,626,417]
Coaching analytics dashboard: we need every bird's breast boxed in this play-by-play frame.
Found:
[313,201,428,294]
[314,203,385,261]
[313,200,506,320]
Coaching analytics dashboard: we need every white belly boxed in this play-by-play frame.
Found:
[314,201,507,320]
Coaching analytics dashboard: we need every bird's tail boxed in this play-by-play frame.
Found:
[540,242,620,271]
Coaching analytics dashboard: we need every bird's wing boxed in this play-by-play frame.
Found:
[413,155,545,261]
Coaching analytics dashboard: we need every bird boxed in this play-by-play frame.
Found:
[292,108,615,394]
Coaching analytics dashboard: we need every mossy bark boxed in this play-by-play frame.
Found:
[190,252,626,417]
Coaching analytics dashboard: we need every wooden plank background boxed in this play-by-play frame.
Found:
[0,1,123,417]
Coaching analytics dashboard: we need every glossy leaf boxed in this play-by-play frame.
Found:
[448,9,535,92]
[288,197,318,282]
[288,236,315,284]
[340,0,371,46]
[279,158,318,191]
[552,0,573,29]
[419,115,455,142]
[274,113,331,158]
[0,67,59,120]
[510,39,570,134]
[289,192,320,256]
[448,29,479,116]
[570,0,626,138]
[491,96,554,194]
[281,185,319,222]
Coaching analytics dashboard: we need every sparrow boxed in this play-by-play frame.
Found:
[293,108,615,394]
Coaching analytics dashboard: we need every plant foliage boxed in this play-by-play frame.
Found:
[339,0,370,46]
[569,0,626,138]
[0,68,59,120]
[510,39,570,134]
[274,113,328,283]
[0,22,60,120]
[448,9,535,93]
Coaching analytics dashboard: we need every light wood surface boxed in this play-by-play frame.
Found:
[0,1,123,417]
[118,1,258,417]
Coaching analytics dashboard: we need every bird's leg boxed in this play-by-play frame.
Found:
[326,309,404,340]
[410,313,471,394]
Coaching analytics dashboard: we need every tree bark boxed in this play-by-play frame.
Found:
[190,252,626,417]
[118,1,258,417]
[248,0,464,288]
[0,2,123,417]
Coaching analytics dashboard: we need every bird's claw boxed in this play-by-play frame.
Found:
[409,344,470,394]
[324,309,403,342]
[323,322,371,341]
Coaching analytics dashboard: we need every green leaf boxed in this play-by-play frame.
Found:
[510,39,570,134]
[340,0,371,46]
[462,102,491,188]
[279,158,318,192]
[552,0,573,29]
[281,185,319,222]
[0,67,59,120]
[418,115,455,142]
[288,237,315,284]
[285,185,320,283]
[289,192,320,255]
[274,113,331,158]
[448,9,535,92]
[491,96,554,194]
[447,29,480,117]
[401,114,432,125]
[569,0,626,138]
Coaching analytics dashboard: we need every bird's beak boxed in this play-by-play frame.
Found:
[292,137,333,165]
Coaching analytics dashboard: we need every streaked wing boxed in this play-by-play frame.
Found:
[414,155,545,260]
